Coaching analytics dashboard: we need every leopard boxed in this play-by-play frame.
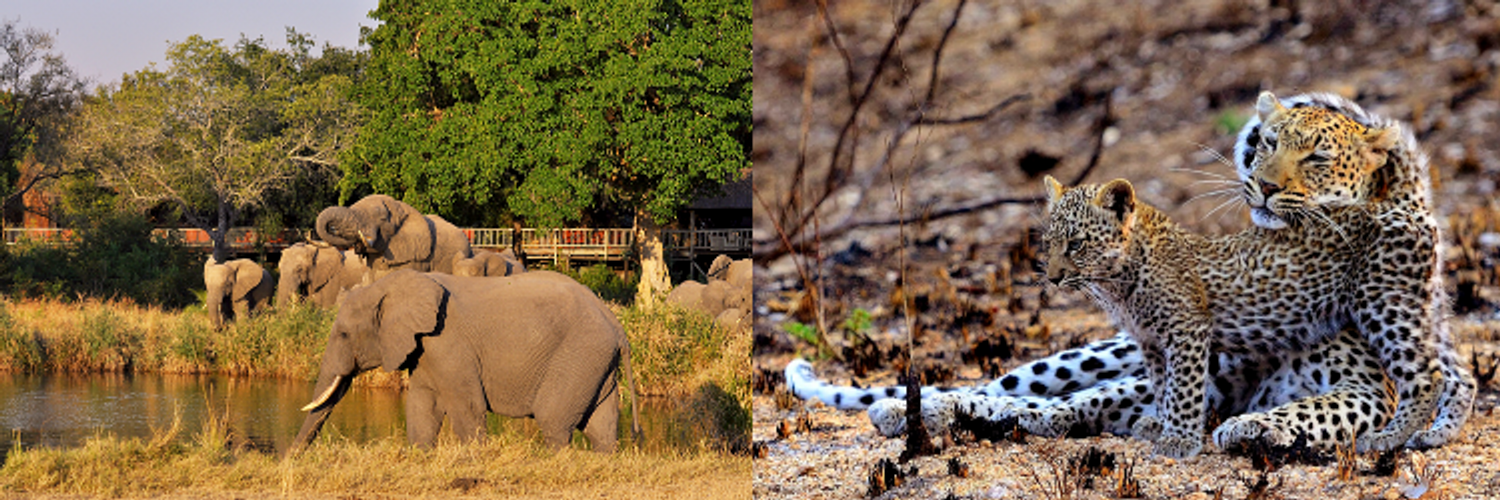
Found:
[1234,92,1473,452]
[790,176,1396,458]
[784,91,1470,456]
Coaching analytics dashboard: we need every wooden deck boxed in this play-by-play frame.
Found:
[4,227,752,265]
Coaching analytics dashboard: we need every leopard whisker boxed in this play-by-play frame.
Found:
[1170,165,1235,182]
[1192,142,1238,170]
[1200,194,1245,223]
[1182,187,1240,207]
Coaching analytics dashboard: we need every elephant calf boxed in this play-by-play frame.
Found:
[293,270,640,452]
[277,242,369,308]
[453,248,526,277]
[204,257,273,330]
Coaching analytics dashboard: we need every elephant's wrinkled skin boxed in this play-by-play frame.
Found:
[315,195,472,279]
[277,242,368,308]
[293,270,640,452]
[204,257,273,330]
[453,248,525,277]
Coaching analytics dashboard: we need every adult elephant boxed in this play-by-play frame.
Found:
[277,242,368,308]
[453,248,526,277]
[292,270,640,452]
[203,257,273,330]
[315,195,472,279]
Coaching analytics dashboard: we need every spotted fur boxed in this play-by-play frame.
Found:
[1038,178,1396,457]
[1238,92,1472,451]
[783,92,1470,457]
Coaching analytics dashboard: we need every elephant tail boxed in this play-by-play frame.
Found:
[619,334,642,440]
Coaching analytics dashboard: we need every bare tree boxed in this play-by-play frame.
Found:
[0,18,88,218]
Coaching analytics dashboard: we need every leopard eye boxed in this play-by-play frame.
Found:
[1263,136,1278,150]
[1064,240,1080,255]
[1304,151,1331,164]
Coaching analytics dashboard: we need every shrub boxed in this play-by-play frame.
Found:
[3,213,200,308]
[558,264,639,305]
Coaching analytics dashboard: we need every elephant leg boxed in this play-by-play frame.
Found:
[405,385,442,448]
[441,393,488,443]
[233,299,251,322]
[581,376,621,453]
[533,362,607,450]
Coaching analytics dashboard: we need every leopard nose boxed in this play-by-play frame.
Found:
[1257,178,1283,198]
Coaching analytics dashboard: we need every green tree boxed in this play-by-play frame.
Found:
[66,32,364,261]
[0,19,88,220]
[342,0,750,302]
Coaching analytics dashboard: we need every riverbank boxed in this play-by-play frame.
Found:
[0,296,751,453]
[0,297,748,396]
[0,416,751,499]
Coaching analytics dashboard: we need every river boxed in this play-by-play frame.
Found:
[0,372,716,462]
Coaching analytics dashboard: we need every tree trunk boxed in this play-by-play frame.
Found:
[209,198,234,263]
[634,209,671,309]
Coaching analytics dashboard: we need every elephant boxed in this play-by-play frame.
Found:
[666,255,752,327]
[277,242,369,308]
[315,194,472,279]
[203,257,273,330]
[453,248,526,277]
[292,269,641,452]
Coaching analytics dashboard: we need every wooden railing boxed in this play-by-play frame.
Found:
[663,229,752,254]
[4,227,301,250]
[6,226,752,262]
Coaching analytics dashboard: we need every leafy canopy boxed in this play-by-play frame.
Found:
[67,31,364,258]
[342,0,751,227]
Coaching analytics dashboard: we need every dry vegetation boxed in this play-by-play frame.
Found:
[0,418,750,499]
[0,297,753,497]
[752,0,1500,498]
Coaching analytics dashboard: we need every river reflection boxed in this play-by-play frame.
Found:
[0,372,714,461]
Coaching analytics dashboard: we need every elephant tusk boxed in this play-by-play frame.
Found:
[301,375,343,411]
[357,229,376,248]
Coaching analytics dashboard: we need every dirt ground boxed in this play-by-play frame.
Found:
[751,0,1500,499]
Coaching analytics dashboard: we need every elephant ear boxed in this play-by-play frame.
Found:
[233,260,265,298]
[308,247,340,291]
[373,270,447,371]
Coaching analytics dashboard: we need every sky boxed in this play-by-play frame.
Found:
[8,0,380,84]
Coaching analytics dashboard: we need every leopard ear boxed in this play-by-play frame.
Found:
[1093,179,1136,224]
[1362,124,1399,152]
[1256,91,1286,121]
[1043,175,1065,205]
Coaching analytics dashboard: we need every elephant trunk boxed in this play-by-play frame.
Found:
[290,371,352,453]
[206,285,227,330]
[316,206,372,251]
[276,272,300,308]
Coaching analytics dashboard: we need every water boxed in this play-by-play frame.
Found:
[0,372,718,461]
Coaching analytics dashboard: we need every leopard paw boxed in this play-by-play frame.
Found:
[1358,429,1409,453]
[1153,433,1203,459]
[1131,415,1163,441]
[1212,416,1291,451]
[1405,429,1454,450]
[867,399,907,437]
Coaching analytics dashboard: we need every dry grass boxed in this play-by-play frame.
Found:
[0,416,750,499]
[0,298,749,399]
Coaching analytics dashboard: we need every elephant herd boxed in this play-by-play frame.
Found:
[203,195,529,326]
[665,254,752,331]
[198,194,754,453]
[200,194,639,453]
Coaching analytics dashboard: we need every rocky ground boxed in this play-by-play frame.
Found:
[751,0,1500,498]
